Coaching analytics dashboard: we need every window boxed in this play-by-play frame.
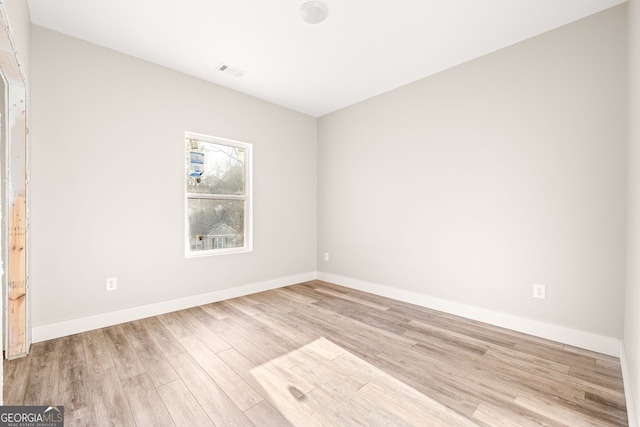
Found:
[185,132,252,257]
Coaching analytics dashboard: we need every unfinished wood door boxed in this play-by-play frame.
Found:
[5,83,27,359]
[0,4,29,359]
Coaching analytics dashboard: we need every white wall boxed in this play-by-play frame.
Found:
[625,0,640,423]
[17,2,640,422]
[318,6,627,340]
[29,26,317,328]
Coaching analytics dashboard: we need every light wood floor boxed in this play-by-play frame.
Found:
[3,280,628,426]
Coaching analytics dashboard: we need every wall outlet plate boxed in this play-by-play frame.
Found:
[106,277,118,291]
[533,284,545,299]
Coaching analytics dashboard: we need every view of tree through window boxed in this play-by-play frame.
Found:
[185,133,252,255]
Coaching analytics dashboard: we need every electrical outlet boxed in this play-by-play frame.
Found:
[324,252,329,262]
[533,284,545,299]
[106,277,118,291]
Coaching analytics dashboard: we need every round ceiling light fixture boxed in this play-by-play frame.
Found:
[299,1,329,24]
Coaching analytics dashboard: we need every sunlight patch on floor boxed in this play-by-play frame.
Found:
[250,337,476,426]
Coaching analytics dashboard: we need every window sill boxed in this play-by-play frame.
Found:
[185,246,253,258]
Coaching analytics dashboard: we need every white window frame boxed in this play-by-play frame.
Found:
[185,131,253,257]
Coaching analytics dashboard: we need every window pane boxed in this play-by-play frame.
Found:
[187,140,245,195]
[187,198,245,252]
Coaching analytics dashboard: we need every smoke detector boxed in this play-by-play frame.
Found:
[299,1,329,24]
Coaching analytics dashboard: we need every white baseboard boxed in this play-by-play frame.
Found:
[32,270,621,358]
[31,272,317,343]
[620,341,638,427]
[317,272,621,357]
[29,270,632,421]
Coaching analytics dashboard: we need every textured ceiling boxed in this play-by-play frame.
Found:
[27,0,625,117]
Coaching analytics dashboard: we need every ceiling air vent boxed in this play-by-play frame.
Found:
[217,63,246,78]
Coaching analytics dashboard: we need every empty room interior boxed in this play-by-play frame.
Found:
[1,0,640,425]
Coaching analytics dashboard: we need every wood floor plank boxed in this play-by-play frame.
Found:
[168,351,255,427]
[187,305,232,333]
[478,348,585,403]
[157,380,214,426]
[405,330,588,411]
[569,363,626,391]
[409,345,526,404]
[306,281,401,309]
[238,294,262,305]
[252,355,317,398]
[58,334,92,413]
[407,331,587,406]
[291,347,368,393]
[514,391,613,426]
[224,297,262,316]
[217,329,274,365]
[172,308,231,353]
[303,383,410,426]
[250,291,298,313]
[292,301,418,359]
[121,320,179,387]
[313,297,408,336]
[357,381,477,426]
[121,373,174,427]
[582,384,627,412]
[254,335,470,427]
[473,402,555,426]
[482,345,570,376]
[65,406,96,427]
[3,281,628,426]
[244,400,293,427]
[302,336,345,360]
[225,317,302,361]
[82,328,115,373]
[246,362,324,426]
[139,316,185,357]
[584,392,628,426]
[362,340,485,418]
[312,287,390,311]
[199,301,233,319]
[87,367,137,427]
[271,286,319,305]
[216,301,269,330]
[513,342,597,369]
[596,357,626,375]
[217,347,269,397]
[305,300,416,349]
[397,299,563,352]
[157,311,193,340]
[22,340,62,406]
[2,350,31,404]
[103,324,146,381]
[404,324,491,357]
[565,344,622,364]
[251,310,317,346]
[178,334,263,411]
[408,318,518,350]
